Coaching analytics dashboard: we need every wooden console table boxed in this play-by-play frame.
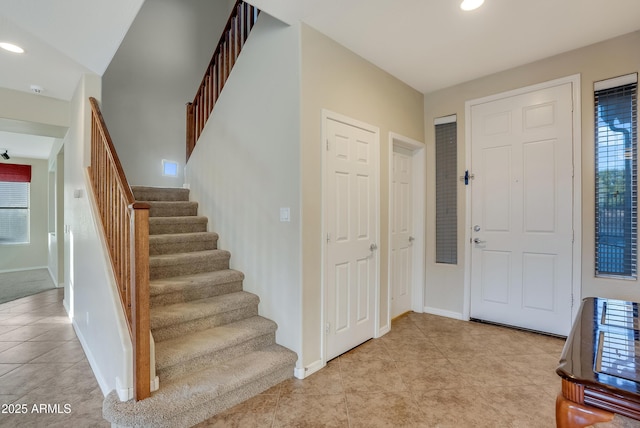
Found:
[556,297,640,427]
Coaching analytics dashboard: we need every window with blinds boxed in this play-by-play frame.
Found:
[435,115,457,264]
[595,74,638,278]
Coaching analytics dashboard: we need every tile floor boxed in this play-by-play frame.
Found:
[0,287,577,427]
[198,312,567,427]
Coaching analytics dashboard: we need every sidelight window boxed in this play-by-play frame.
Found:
[595,74,638,278]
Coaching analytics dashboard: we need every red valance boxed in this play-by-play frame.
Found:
[0,163,32,182]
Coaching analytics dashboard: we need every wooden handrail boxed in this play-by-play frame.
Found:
[88,97,151,401]
[186,0,260,161]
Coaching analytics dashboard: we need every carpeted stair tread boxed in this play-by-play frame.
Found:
[155,316,277,371]
[147,201,198,217]
[131,186,190,202]
[149,250,230,279]
[149,216,208,235]
[149,232,218,255]
[150,291,259,331]
[150,270,244,307]
[103,344,297,428]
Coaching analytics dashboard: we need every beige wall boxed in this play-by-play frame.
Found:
[0,87,69,138]
[300,24,424,369]
[423,30,640,316]
[0,157,49,272]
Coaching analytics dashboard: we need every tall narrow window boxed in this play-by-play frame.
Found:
[435,115,457,264]
[595,74,638,278]
[0,163,32,244]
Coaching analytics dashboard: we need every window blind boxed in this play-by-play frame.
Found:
[594,74,638,278]
[0,181,30,244]
[435,116,457,264]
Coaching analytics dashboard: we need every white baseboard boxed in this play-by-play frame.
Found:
[72,319,110,397]
[423,306,465,321]
[377,325,391,337]
[294,359,324,379]
[0,266,48,274]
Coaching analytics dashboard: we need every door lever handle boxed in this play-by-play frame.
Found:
[408,236,415,242]
[370,243,378,251]
[473,238,485,244]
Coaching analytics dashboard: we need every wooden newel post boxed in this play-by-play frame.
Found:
[186,102,195,162]
[131,202,151,401]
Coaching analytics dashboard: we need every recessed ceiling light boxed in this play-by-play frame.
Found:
[0,42,25,54]
[460,0,485,11]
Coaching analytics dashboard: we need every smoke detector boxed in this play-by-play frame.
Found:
[30,84,44,94]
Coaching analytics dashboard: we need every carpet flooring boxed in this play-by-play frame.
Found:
[0,269,56,305]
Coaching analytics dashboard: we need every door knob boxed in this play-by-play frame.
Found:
[370,243,378,251]
[473,238,485,244]
[473,225,481,232]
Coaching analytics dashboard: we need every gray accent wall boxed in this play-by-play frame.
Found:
[102,0,236,187]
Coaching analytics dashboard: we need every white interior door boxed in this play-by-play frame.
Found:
[391,147,413,318]
[325,116,378,360]
[469,82,574,336]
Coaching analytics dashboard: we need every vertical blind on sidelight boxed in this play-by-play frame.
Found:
[594,73,638,278]
[435,115,457,264]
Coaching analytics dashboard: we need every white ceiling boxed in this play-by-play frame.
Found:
[0,0,143,101]
[0,130,56,160]
[1,0,640,102]
[251,0,640,93]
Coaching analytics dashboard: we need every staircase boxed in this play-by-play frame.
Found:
[103,186,297,428]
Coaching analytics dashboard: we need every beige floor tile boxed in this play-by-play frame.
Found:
[483,384,557,427]
[447,355,530,388]
[0,325,57,342]
[0,362,74,396]
[381,336,445,361]
[0,342,21,353]
[346,391,424,427]
[281,360,343,395]
[30,341,85,364]
[0,341,64,364]
[0,363,20,377]
[273,393,349,427]
[395,358,469,392]
[413,387,513,428]
[504,353,562,386]
[339,359,406,393]
[338,338,392,363]
[198,393,278,427]
[29,325,77,342]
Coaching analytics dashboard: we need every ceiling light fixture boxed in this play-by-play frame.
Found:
[460,0,485,11]
[0,42,25,54]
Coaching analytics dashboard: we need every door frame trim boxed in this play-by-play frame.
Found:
[387,133,426,330]
[462,74,582,325]
[320,109,381,364]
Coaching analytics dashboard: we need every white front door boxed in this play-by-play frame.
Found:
[391,147,413,318]
[469,82,574,336]
[325,115,378,360]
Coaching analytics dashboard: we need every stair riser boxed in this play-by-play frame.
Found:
[152,305,259,342]
[149,221,208,235]
[158,332,276,382]
[150,280,243,308]
[160,365,294,428]
[149,203,198,217]
[150,256,229,280]
[132,188,190,202]
[149,239,217,256]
